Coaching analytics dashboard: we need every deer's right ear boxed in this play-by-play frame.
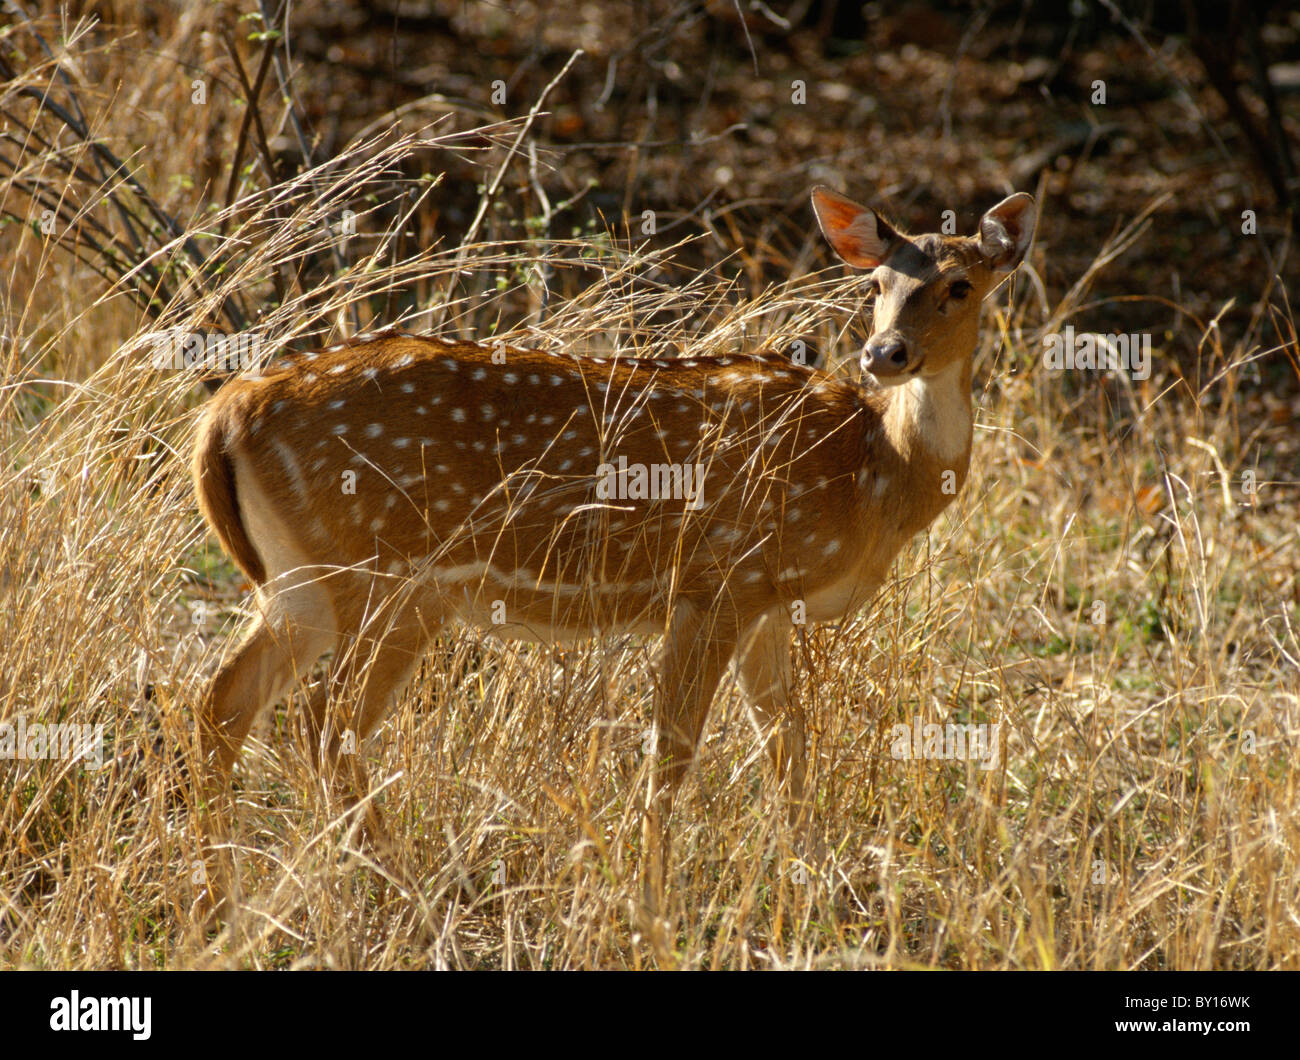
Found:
[811,186,895,270]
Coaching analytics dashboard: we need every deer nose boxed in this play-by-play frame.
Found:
[862,333,910,376]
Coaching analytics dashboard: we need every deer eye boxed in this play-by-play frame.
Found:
[948,279,972,301]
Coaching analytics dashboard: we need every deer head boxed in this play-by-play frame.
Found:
[811,186,1035,385]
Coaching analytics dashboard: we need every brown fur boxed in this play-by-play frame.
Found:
[191,397,267,585]
[187,188,1036,917]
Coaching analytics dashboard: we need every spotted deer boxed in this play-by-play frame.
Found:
[190,186,1034,908]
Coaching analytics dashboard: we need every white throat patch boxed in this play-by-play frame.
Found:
[897,359,971,462]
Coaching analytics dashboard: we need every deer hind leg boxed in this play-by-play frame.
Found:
[298,590,441,886]
[194,577,336,921]
[643,599,740,907]
[736,610,806,810]
[197,610,334,781]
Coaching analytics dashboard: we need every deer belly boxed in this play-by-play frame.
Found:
[801,567,881,622]
[434,563,669,643]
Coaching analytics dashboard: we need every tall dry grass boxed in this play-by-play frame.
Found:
[1,6,1297,969]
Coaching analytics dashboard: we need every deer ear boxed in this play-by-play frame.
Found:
[811,186,896,269]
[978,192,1035,273]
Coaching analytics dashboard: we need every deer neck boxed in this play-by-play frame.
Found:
[881,355,973,466]
[868,355,974,536]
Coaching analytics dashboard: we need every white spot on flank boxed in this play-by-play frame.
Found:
[272,439,308,498]
[328,399,345,410]
[473,368,486,381]
[451,409,466,422]
[394,354,414,368]
[823,539,841,556]
[329,365,348,376]
[370,517,385,532]
[443,359,459,371]
[504,373,518,384]
[874,476,890,498]
[416,406,427,415]
[434,499,451,512]
[363,368,378,380]
[332,424,349,435]
[392,437,412,448]
[402,382,415,393]
[473,440,487,452]
[481,405,496,420]
[551,375,563,386]
[365,423,384,438]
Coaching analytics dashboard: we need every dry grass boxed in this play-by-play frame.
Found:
[1,5,1298,970]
